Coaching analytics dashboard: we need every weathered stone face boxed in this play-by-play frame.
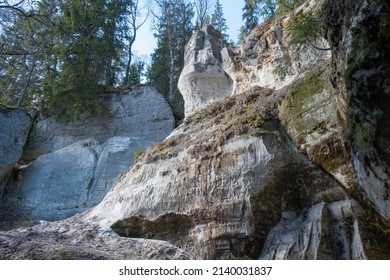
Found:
[259,200,367,260]
[178,25,234,117]
[0,105,31,197]
[0,217,194,260]
[4,137,156,220]
[223,0,331,96]
[85,0,390,260]
[84,89,387,260]
[1,86,174,221]
[321,0,390,220]
[23,86,174,161]
[1,0,390,261]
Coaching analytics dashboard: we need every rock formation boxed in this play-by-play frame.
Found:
[1,0,390,260]
[0,215,193,260]
[178,25,234,116]
[84,0,389,259]
[0,105,31,197]
[23,86,174,161]
[1,86,174,221]
[322,0,390,221]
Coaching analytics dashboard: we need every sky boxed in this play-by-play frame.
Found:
[132,0,245,58]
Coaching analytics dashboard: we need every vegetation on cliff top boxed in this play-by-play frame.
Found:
[0,0,307,122]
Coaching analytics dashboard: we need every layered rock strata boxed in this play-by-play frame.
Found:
[1,86,174,221]
[0,105,31,197]
[178,25,234,116]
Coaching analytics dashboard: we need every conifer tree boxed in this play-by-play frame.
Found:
[148,0,194,117]
[0,0,142,122]
[240,0,305,42]
[211,0,229,44]
[241,0,259,37]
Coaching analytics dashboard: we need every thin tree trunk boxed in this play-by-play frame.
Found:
[124,35,136,86]
[17,56,36,107]
[105,21,116,86]
[169,33,175,103]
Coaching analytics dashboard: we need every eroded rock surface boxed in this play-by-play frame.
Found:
[1,86,174,221]
[223,0,331,96]
[23,86,174,161]
[322,0,390,220]
[178,25,234,117]
[0,216,193,260]
[259,200,367,260]
[84,86,390,260]
[0,105,31,197]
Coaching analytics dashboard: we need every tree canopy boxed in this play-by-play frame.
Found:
[1,0,315,122]
[240,0,306,41]
[148,0,194,119]
[0,0,147,122]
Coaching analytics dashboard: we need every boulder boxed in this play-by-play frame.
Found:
[4,137,155,220]
[178,25,234,117]
[6,140,99,220]
[0,217,194,260]
[0,105,31,197]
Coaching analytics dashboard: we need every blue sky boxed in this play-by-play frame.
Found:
[132,0,245,58]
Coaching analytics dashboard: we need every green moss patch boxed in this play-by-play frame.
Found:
[279,72,329,145]
[140,87,281,164]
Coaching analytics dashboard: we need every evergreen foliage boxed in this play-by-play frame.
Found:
[127,61,145,86]
[0,0,140,122]
[240,0,306,41]
[287,12,329,52]
[148,0,194,118]
[273,10,330,81]
[242,0,260,38]
[211,0,229,45]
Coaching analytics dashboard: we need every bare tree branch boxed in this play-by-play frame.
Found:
[194,0,213,28]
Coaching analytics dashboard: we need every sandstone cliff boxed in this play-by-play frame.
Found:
[0,105,31,197]
[1,85,174,222]
[1,0,389,260]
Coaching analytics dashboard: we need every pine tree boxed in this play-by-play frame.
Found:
[0,0,139,122]
[0,0,55,109]
[211,0,229,45]
[242,0,259,37]
[127,60,145,86]
[148,0,194,117]
[240,0,305,42]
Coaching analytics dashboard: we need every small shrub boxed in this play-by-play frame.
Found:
[58,250,73,260]
[312,121,327,133]
[247,113,263,128]
[134,148,144,161]
[159,147,170,157]
[0,221,6,231]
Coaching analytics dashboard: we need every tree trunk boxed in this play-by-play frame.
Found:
[169,34,175,103]
[17,56,36,107]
